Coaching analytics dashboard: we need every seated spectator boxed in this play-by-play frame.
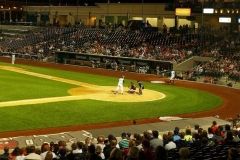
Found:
[103,135,118,160]
[211,121,218,134]
[193,124,200,134]
[109,148,123,160]
[154,145,168,160]
[0,147,9,160]
[67,142,87,160]
[25,146,41,160]
[227,147,239,160]
[150,130,163,151]
[126,146,139,160]
[133,133,143,150]
[178,147,190,160]
[44,151,53,160]
[207,127,214,139]
[96,135,105,159]
[15,147,26,160]
[173,127,181,142]
[224,131,236,146]
[138,139,155,160]
[164,136,176,151]
[119,132,129,150]
[87,144,102,160]
[184,129,193,142]
[8,147,21,160]
[212,129,224,145]
[40,143,57,160]
[175,132,188,148]
[58,148,67,160]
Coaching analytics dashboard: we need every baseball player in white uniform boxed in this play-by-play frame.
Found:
[170,70,175,84]
[115,75,124,94]
[12,53,16,64]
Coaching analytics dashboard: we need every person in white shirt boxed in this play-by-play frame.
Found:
[115,75,124,94]
[169,70,175,84]
[40,143,58,160]
[24,146,41,160]
[12,53,15,64]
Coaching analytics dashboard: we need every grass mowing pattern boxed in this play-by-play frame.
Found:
[0,63,222,132]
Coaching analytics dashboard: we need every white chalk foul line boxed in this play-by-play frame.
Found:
[0,66,96,88]
[0,96,86,108]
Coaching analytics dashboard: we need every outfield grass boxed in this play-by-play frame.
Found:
[0,63,223,132]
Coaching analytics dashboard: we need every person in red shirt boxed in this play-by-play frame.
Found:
[211,121,219,134]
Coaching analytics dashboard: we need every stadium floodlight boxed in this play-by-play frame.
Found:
[175,8,191,16]
[203,8,214,14]
[219,17,231,23]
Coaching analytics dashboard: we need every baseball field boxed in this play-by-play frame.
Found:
[0,61,224,134]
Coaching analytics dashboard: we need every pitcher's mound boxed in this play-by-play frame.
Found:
[68,86,165,102]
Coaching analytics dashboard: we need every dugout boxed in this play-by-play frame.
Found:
[55,51,172,74]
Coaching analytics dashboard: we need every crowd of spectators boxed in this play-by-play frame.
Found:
[187,28,240,83]
[0,24,239,81]
[0,25,215,63]
[194,55,240,82]
[1,121,240,160]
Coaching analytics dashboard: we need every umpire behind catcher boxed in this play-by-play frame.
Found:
[137,81,144,95]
